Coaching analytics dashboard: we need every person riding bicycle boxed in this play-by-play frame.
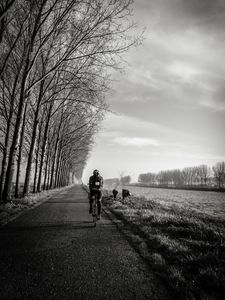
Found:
[89,169,103,219]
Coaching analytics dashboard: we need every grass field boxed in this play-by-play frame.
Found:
[103,191,225,299]
[124,185,225,219]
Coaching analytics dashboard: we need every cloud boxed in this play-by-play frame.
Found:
[107,1,225,133]
[134,0,225,35]
[112,136,160,147]
[167,61,202,83]
[83,0,225,183]
[101,113,178,138]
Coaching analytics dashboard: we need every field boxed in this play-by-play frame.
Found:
[103,186,225,299]
[125,185,225,219]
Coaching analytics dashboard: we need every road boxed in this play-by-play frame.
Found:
[0,185,172,300]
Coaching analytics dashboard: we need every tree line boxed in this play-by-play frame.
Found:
[104,175,131,188]
[138,162,225,189]
[0,0,137,201]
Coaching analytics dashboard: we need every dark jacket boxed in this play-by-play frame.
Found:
[122,189,131,199]
[89,175,103,190]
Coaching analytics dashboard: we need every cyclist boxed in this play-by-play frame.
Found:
[89,169,103,219]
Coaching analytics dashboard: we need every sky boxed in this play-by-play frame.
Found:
[82,0,225,183]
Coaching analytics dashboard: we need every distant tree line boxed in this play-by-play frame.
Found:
[138,162,225,189]
[0,0,138,201]
[104,175,131,188]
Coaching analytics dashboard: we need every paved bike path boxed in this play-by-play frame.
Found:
[0,185,172,299]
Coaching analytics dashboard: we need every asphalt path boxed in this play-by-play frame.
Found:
[0,185,172,300]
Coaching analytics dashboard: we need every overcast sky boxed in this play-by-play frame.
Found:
[83,0,225,183]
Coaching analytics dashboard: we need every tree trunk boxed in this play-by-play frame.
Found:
[54,147,62,188]
[0,116,12,199]
[2,81,28,201]
[33,149,39,193]
[43,146,50,190]
[37,104,52,192]
[0,71,20,199]
[15,102,27,198]
[49,135,59,189]
[23,116,39,195]
[36,128,47,192]
[59,162,64,187]
[56,156,63,188]
[46,152,52,190]
[65,165,69,186]
[23,93,44,195]
[33,114,44,193]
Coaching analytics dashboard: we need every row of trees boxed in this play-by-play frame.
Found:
[104,175,131,188]
[138,162,225,188]
[0,0,137,201]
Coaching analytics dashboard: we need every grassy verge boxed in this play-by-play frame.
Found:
[0,185,74,226]
[103,193,225,300]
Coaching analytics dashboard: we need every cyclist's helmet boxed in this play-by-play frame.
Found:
[93,169,99,175]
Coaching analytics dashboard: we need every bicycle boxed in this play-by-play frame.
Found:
[91,188,101,227]
[92,193,98,227]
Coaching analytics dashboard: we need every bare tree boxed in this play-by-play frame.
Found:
[0,0,139,201]
[212,162,225,188]
[138,173,157,185]
[0,0,17,43]
[196,164,211,186]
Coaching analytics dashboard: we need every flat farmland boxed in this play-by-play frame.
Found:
[125,185,225,219]
[104,185,225,298]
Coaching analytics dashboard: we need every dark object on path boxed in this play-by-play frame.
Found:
[112,189,118,199]
[122,189,131,200]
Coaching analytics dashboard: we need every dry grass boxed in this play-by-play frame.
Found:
[103,194,225,299]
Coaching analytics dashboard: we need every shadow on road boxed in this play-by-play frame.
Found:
[44,201,87,204]
[0,221,96,231]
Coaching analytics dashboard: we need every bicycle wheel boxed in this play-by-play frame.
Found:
[92,195,97,227]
